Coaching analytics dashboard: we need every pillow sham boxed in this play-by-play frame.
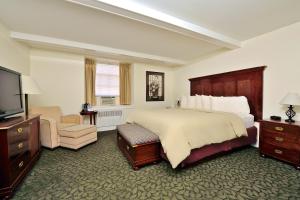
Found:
[187,96,196,108]
[180,96,188,108]
[211,96,224,112]
[201,95,212,111]
[195,95,202,109]
[211,96,250,114]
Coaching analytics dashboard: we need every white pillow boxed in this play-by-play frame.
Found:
[201,95,212,111]
[211,96,250,114]
[195,95,202,109]
[187,96,196,108]
[211,96,224,111]
[180,96,188,108]
[227,96,250,114]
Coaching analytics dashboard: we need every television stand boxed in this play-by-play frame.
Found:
[0,115,23,124]
[0,115,41,199]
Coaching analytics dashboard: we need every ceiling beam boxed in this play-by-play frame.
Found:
[66,0,241,49]
[10,32,187,66]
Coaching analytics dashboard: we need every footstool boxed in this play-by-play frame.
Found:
[58,124,97,149]
[117,123,161,170]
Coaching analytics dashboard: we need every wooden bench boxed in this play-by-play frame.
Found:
[117,123,161,170]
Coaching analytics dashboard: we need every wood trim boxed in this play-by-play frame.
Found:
[189,66,266,120]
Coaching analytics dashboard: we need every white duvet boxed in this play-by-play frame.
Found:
[127,108,247,168]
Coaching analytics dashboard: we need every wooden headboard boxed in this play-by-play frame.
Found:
[189,66,266,121]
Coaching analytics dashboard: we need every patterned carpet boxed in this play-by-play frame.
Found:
[13,131,300,200]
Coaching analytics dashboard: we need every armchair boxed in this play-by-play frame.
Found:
[30,106,83,149]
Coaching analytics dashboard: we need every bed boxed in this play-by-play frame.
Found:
[129,66,266,168]
[177,66,266,167]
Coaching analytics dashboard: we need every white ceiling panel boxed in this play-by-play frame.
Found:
[131,0,300,40]
[0,0,299,66]
[0,0,222,64]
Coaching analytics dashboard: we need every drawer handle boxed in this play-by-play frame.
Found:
[126,145,129,150]
[18,142,24,149]
[274,149,283,155]
[18,161,24,168]
[274,127,284,131]
[275,137,284,142]
[17,128,23,133]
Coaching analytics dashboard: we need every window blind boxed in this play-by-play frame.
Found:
[95,63,119,97]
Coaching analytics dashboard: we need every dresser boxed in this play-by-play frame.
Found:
[259,119,300,169]
[0,115,41,199]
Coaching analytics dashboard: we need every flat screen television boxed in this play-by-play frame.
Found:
[0,66,23,120]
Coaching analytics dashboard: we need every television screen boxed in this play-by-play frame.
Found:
[0,66,23,119]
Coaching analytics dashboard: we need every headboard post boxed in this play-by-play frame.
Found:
[189,66,266,121]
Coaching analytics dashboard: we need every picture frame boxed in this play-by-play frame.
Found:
[146,71,164,101]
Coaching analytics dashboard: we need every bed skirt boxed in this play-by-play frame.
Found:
[160,126,257,168]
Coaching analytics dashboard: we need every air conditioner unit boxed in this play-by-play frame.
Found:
[101,96,116,105]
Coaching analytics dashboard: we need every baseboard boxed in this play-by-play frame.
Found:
[97,126,116,131]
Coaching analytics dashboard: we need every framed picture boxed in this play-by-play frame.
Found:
[146,71,164,101]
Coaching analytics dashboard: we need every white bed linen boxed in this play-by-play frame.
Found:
[236,113,255,128]
[127,108,247,168]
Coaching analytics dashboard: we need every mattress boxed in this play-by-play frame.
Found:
[161,126,257,168]
[236,113,255,128]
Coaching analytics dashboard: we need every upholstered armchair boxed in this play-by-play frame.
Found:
[30,106,83,149]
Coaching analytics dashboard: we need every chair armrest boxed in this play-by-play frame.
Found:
[61,114,83,124]
[41,117,58,129]
[41,116,57,124]
[40,117,59,148]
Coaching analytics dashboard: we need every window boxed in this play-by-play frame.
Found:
[95,63,119,105]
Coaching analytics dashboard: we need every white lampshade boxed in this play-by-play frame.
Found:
[280,93,300,106]
[22,75,41,94]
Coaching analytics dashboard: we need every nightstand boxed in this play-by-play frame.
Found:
[259,119,300,169]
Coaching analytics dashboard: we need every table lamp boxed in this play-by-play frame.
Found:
[280,93,300,123]
[22,75,41,116]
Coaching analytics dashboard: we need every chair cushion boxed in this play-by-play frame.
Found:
[57,123,77,130]
[59,124,97,138]
[117,123,159,146]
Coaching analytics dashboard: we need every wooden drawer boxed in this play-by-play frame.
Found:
[261,121,300,135]
[7,123,29,144]
[260,143,300,164]
[261,130,300,150]
[9,152,30,182]
[8,141,30,159]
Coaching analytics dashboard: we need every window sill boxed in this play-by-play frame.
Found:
[92,105,134,110]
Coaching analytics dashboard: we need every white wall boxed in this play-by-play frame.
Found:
[174,22,300,120]
[28,22,300,122]
[0,21,30,117]
[132,63,175,108]
[0,21,30,74]
[30,50,85,115]
[29,50,176,115]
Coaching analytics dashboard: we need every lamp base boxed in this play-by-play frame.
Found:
[285,119,295,123]
[285,105,296,123]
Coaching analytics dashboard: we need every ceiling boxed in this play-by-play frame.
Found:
[0,0,299,66]
[129,0,300,40]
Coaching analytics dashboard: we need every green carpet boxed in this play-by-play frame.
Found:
[14,131,300,200]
